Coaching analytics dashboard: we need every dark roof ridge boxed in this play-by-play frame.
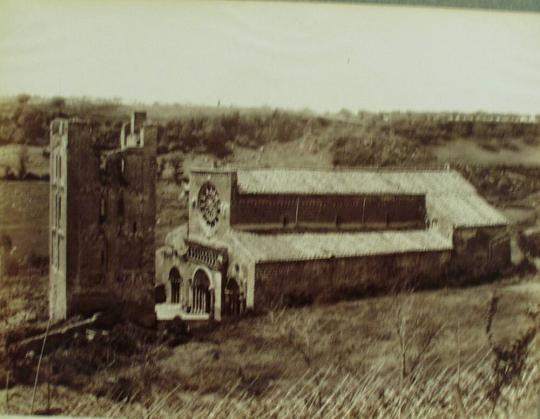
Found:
[191,165,455,174]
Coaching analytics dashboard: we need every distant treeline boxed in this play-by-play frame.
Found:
[328,0,540,13]
[158,110,326,157]
[1,95,539,166]
[330,112,540,167]
[0,95,129,147]
[350,111,539,142]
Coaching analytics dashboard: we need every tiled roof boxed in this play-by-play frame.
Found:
[235,169,507,227]
[236,169,471,195]
[228,229,453,263]
[237,170,412,195]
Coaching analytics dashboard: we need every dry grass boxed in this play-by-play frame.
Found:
[0,274,48,330]
[3,359,538,418]
[1,274,539,418]
[0,181,49,264]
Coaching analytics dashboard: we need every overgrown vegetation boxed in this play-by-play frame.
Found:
[157,109,318,157]
[2,277,539,417]
[1,95,539,167]
[484,293,539,414]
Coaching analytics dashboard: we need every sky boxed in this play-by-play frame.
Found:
[0,0,539,114]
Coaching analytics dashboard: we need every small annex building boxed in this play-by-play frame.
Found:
[156,168,510,321]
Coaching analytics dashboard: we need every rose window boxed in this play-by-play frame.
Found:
[198,182,221,227]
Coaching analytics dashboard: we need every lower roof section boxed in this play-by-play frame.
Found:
[427,194,506,228]
[227,229,453,263]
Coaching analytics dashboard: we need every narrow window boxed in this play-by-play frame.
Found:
[53,196,58,228]
[117,194,125,220]
[100,248,106,268]
[336,215,342,228]
[282,216,289,227]
[56,236,61,268]
[58,155,62,179]
[57,195,62,225]
[99,196,106,223]
[132,221,137,233]
[51,232,56,267]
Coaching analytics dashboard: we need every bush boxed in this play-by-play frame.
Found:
[5,258,19,276]
[159,317,191,347]
[22,251,48,273]
[283,291,314,308]
[513,257,537,278]
[50,97,66,109]
[1,233,12,251]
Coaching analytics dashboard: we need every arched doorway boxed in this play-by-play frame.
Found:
[192,269,212,314]
[224,278,241,316]
[169,268,182,304]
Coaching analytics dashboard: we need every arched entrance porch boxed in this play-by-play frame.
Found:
[192,269,212,314]
[224,278,242,316]
[169,267,182,304]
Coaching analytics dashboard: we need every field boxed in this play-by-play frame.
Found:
[1,101,540,417]
[0,273,539,417]
[0,144,49,179]
[0,181,49,264]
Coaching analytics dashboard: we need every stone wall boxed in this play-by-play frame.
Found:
[253,251,452,310]
[450,226,511,279]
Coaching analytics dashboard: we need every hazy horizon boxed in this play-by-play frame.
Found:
[1,0,539,114]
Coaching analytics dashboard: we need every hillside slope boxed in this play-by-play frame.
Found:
[1,97,540,417]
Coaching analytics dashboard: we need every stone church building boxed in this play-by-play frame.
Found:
[48,112,511,325]
[156,168,511,321]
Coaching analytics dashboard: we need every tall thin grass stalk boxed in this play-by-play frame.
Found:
[146,383,182,418]
[4,371,9,414]
[30,317,51,414]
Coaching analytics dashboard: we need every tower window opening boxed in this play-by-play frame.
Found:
[100,248,106,268]
[56,237,61,268]
[117,194,125,220]
[56,195,62,226]
[99,196,106,223]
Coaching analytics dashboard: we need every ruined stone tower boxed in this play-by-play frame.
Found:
[49,113,157,326]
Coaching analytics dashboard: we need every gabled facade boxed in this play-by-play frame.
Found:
[156,168,511,321]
